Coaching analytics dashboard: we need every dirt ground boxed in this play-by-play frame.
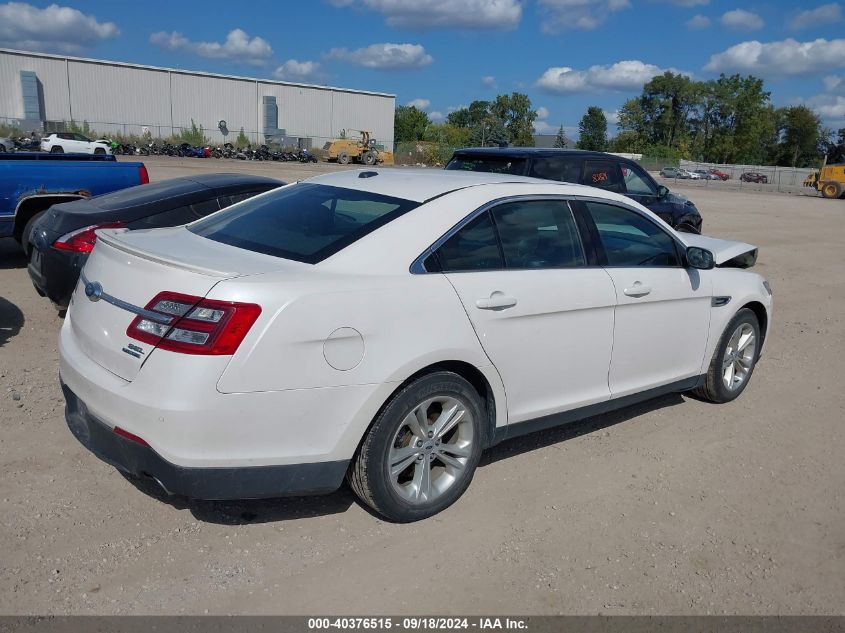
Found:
[1,157,843,615]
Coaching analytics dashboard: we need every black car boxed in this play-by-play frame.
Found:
[446,148,703,233]
[28,173,283,308]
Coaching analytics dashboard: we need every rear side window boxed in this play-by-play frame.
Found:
[446,155,527,175]
[583,160,624,193]
[130,199,219,229]
[436,213,503,272]
[189,183,419,264]
[491,200,585,269]
[528,156,582,183]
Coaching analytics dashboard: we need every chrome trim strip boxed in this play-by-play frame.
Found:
[79,271,174,325]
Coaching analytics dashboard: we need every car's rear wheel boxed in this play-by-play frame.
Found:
[94,148,105,155]
[51,146,63,153]
[348,371,484,522]
[21,210,46,257]
[693,308,760,404]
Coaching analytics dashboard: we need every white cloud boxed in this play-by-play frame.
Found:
[481,75,497,88]
[653,0,709,6]
[721,9,764,29]
[536,106,550,119]
[150,29,272,66]
[604,109,620,125]
[0,2,118,53]
[823,74,845,93]
[326,43,433,69]
[273,60,321,81]
[789,3,842,29]
[538,0,631,31]
[687,14,711,28]
[533,120,558,134]
[327,0,521,29]
[805,94,845,121]
[406,98,431,109]
[446,104,468,113]
[429,111,445,122]
[537,60,680,93]
[705,38,845,77]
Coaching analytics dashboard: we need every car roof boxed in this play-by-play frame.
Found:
[450,147,634,162]
[304,168,616,203]
[90,173,283,210]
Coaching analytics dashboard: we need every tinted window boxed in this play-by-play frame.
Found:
[130,199,219,229]
[437,212,503,272]
[583,160,624,193]
[491,200,584,269]
[528,156,582,183]
[222,191,264,207]
[621,163,657,196]
[585,202,679,267]
[446,155,527,175]
[189,183,419,264]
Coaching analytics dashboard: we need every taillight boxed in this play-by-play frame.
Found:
[139,165,149,184]
[126,291,261,355]
[52,221,125,253]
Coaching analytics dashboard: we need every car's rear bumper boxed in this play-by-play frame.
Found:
[63,383,349,500]
[27,245,83,308]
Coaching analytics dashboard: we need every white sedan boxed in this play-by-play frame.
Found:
[40,132,111,154]
[60,170,772,522]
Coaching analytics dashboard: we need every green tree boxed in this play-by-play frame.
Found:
[776,105,821,167]
[468,116,508,147]
[490,92,537,146]
[446,100,492,128]
[554,125,569,148]
[236,127,249,148]
[394,106,430,143]
[577,107,608,151]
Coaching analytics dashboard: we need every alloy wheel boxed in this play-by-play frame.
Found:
[388,396,475,504]
[722,323,756,391]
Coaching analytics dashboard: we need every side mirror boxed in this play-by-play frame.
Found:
[657,185,670,198]
[686,246,715,270]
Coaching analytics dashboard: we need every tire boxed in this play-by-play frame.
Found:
[94,148,105,155]
[348,371,485,522]
[0,144,6,153]
[51,146,64,153]
[337,151,350,165]
[362,151,376,166]
[692,308,761,404]
[21,210,46,257]
[821,182,842,199]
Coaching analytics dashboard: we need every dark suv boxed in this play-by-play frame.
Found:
[446,148,703,233]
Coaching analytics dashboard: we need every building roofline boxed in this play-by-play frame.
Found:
[0,48,396,99]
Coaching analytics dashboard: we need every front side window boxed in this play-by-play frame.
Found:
[491,200,585,269]
[584,202,679,267]
[445,155,528,175]
[583,160,624,194]
[621,163,657,196]
[189,183,419,263]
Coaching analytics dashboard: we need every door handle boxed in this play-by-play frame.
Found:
[623,282,652,297]
[476,291,517,310]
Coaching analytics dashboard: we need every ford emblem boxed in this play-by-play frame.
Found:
[84,281,103,301]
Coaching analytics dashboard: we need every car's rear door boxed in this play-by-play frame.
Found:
[437,198,617,424]
[573,200,712,398]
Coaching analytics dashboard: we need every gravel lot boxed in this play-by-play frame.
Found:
[1,157,843,615]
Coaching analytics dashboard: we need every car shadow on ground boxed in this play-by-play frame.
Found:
[0,238,27,269]
[125,393,687,525]
[0,295,25,347]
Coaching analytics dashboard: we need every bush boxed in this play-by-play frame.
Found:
[171,119,207,146]
[236,127,250,148]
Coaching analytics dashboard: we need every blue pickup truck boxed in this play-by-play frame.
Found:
[0,153,149,253]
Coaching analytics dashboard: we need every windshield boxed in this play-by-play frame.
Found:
[189,183,419,263]
[446,155,527,175]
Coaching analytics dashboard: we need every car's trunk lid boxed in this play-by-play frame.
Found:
[68,226,299,381]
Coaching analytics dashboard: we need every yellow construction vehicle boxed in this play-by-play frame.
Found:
[323,129,394,166]
[804,155,845,199]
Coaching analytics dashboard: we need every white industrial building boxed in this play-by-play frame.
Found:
[0,48,395,148]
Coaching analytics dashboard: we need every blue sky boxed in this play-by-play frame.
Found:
[2,0,844,136]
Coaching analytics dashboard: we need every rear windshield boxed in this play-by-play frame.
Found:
[189,183,419,264]
[446,155,527,175]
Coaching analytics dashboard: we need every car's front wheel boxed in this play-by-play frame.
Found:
[693,308,761,403]
[50,146,63,153]
[349,371,485,522]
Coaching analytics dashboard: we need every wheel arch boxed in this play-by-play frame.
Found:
[13,193,86,242]
[740,300,768,349]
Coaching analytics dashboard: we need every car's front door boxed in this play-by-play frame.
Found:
[574,200,712,398]
[436,198,617,424]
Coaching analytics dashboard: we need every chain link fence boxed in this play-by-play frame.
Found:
[647,160,818,194]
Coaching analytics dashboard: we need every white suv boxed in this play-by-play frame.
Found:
[40,133,111,155]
